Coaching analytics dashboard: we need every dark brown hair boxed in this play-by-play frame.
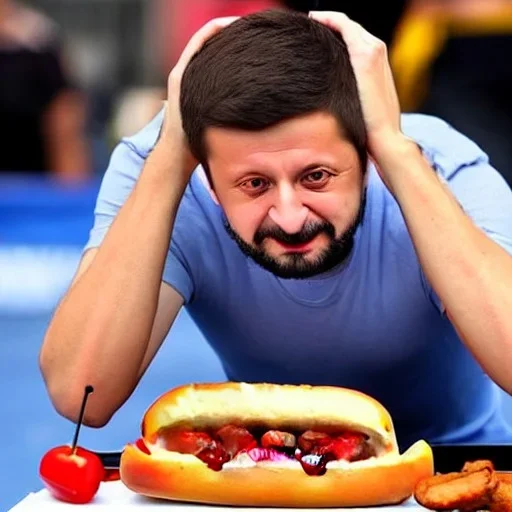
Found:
[180,9,367,178]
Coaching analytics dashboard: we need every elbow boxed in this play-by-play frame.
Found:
[39,354,115,429]
[46,384,115,429]
[55,399,113,429]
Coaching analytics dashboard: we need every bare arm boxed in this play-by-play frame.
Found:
[39,16,239,428]
[379,138,512,395]
[136,280,185,380]
[39,140,189,428]
[68,248,184,381]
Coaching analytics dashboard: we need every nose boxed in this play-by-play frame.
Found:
[268,184,308,234]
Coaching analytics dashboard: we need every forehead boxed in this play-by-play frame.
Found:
[205,111,356,170]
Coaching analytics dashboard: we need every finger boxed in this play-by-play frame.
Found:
[173,16,240,77]
[309,11,380,50]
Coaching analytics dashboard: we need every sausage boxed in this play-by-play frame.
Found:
[158,429,216,455]
[317,433,369,462]
[297,431,331,453]
[298,431,368,462]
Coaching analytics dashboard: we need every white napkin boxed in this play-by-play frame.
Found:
[9,482,427,511]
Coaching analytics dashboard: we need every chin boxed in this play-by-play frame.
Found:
[272,248,321,263]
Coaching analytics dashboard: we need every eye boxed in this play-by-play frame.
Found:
[302,169,331,187]
[240,177,270,193]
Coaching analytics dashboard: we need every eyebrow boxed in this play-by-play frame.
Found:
[301,163,333,172]
[239,162,335,177]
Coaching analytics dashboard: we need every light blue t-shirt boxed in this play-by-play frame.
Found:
[85,110,512,449]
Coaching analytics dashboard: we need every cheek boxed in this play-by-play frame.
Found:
[306,193,357,227]
[224,203,269,240]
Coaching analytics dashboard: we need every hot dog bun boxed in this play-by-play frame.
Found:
[120,382,434,507]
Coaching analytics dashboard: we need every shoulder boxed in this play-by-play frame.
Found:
[120,107,166,160]
[399,113,512,212]
[400,113,489,179]
[96,107,218,230]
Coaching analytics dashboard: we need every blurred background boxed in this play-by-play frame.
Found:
[2,0,512,509]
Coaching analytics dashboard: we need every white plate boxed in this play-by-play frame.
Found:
[9,481,429,511]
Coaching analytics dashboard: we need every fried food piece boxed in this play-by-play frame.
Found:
[497,474,512,484]
[414,462,498,511]
[490,475,512,512]
[463,460,495,473]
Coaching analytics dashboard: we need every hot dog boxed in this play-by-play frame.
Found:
[119,382,434,507]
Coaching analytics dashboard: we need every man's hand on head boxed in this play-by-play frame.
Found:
[308,11,408,190]
[160,16,240,175]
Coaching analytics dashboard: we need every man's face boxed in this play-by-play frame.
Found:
[205,112,366,279]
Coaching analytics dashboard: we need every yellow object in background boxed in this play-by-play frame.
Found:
[390,5,512,112]
[390,13,447,112]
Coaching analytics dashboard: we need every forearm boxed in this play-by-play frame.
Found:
[379,138,512,393]
[40,140,189,424]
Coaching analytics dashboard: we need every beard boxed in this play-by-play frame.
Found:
[224,190,367,279]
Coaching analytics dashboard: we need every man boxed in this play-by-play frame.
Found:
[39,9,512,450]
[0,0,90,179]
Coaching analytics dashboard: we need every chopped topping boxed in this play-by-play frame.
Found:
[297,430,331,452]
[215,425,258,458]
[261,430,296,451]
[159,430,215,456]
[246,447,292,463]
[155,425,373,474]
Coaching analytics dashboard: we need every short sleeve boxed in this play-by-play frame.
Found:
[83,111,195,303]
[403,114,512,312]
[410,116,512,254]
[445,160,512,255]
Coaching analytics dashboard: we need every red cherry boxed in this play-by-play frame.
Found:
[39,445,105,504]
[39,386,106,503]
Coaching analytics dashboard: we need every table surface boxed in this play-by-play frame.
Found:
[9,481,429,511]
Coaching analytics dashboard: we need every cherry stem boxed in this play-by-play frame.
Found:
[71,385,94,454]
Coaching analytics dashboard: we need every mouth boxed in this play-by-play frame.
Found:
[274,237,317,253]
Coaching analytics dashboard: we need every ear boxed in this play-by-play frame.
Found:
[209,187,220,206]
[362,157,372,187]
[197,166,220,205]
[363,162,371,186]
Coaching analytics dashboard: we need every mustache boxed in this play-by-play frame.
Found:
[253,221,335,246]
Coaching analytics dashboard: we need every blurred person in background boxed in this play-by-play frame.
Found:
[391,0,512,188]
[0,0,91,181]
